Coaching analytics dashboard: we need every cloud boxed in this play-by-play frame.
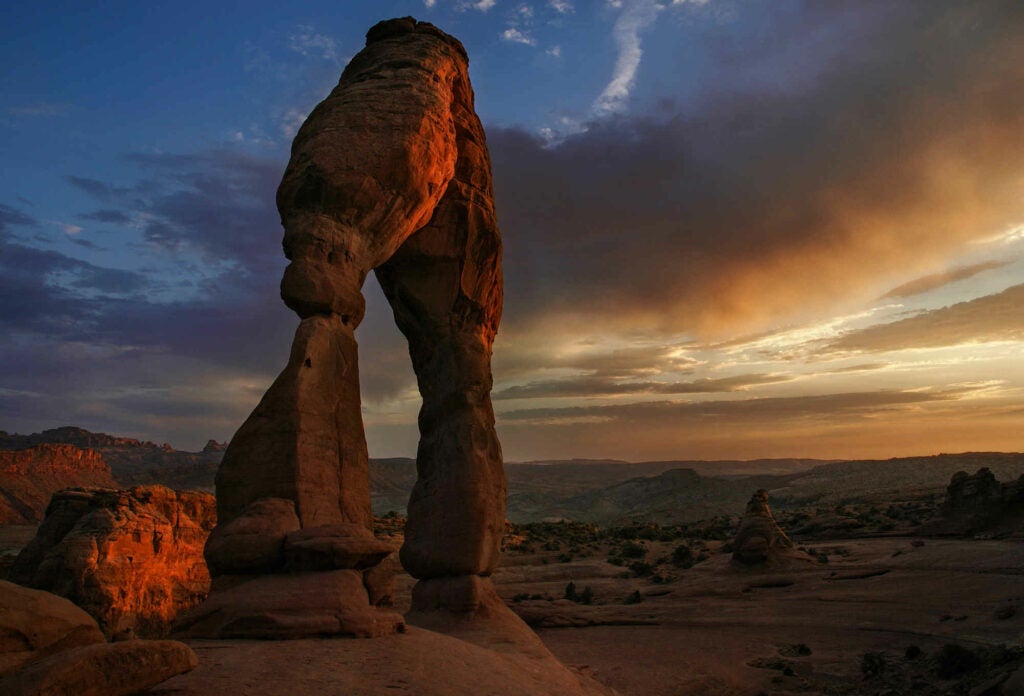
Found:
[288,26,338,62]
[280,109,307,139]
[501,28,536,46]
[424,0,437,7]
[6,103,68,117]
[490,1,1024,342]
[829,284,1024,353]
[495,372,792,400]
[0,203,38,233]
[79,209,132,225]
[593,0,662,116]
[880,261,1010,299]
[550,0,573,12]
[458,0,497,11]
[500,387,972,423]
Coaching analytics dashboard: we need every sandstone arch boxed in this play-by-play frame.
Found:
[180,17,505,638]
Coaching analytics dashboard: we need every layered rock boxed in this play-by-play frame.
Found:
[190,16,504,638]
[0,580,196,695]
[0,444,116,524]
[732,490,810,566]
[9,486,215,637]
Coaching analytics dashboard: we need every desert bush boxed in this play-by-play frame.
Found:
[671,544,694,568]
[860,652,886,679]
[935,644,980,679]
[623,590,643,605]
[619,541,647,559]
[629,561,654,577]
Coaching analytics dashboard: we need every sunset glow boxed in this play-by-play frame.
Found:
[2,1,1022,461]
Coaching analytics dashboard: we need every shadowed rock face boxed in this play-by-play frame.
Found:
[192,17,503,638]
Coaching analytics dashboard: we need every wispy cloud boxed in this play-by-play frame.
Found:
[830,285,1024,353]
[501,27,536,46]
[280,109,307,139]
[593,0,662,116]
[550,0,573,13]
[881,261,1009,300]
[288,25,338,61]
[458,0,498,11]
[424,0,437,7]
[6,102,69,117]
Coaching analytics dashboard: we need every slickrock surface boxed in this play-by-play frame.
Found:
[9,486,215,637]
[154,628,613,696]
[0,444,116,524]
[731,490,810,566]
[196,15,504,637]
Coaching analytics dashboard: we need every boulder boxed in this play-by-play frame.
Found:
[9,486,215,637]
[0,580,105,677]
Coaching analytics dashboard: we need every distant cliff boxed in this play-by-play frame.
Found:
[0,444,117,523]
[0,427,224,491]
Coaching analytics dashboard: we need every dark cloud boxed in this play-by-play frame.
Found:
[499,388,973,424]
[495,372,791,400]
[0,203,38,233]
[491,0,1024,339]
[79,209,132,224]
[830,284,1024,353]
[880,261,1010,300]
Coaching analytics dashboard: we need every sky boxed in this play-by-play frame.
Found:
[1,0,1023,462]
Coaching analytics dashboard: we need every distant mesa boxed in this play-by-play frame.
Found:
[0,444,116,524]
[732,489,812,567]
[9,485,216,638]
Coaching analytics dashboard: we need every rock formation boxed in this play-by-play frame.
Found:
[0,444,116,524]
[732,490,810,566]
[9,486,215,638]
[184,16,504,638]
[927,467,1024,536]
[0,580,196,695]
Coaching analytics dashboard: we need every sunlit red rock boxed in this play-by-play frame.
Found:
[9,485,215,637]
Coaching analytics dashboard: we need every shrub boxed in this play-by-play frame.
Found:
[619,541,647,559]
[936,644,980,679]
[623,590,643,605]
[671,544,694,568]
[861,652,886,679]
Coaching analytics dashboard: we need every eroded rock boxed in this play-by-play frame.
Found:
[0,444,116,524]
[9,486,215,637]
[732,490,810,566]
[195,16,504,636]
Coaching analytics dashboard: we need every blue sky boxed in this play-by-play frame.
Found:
[2,1,1023,460]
